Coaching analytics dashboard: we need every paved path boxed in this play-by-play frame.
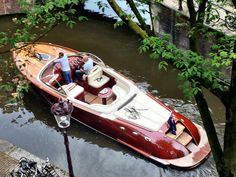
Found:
[0,139,68,177]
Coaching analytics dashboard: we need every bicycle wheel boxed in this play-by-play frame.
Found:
[41,168,59,177]
[8,170,27,177]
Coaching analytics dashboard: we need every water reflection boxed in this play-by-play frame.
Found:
[0,81,219,177]
[1,91,218,177]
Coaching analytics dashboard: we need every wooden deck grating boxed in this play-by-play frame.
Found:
[166,123,185,139]
[176,132,192,146]
[84,92,101,104]
[84,91,114,105]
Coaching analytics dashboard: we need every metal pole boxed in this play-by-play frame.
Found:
[62,129,75,177]
[51,98,75,177]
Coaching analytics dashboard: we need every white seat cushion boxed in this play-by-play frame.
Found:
[61,83,84,98]
[87,65,110,88]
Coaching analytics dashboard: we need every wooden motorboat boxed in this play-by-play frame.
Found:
[12,42,211,169]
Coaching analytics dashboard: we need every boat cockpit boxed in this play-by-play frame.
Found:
[40,53,138,113]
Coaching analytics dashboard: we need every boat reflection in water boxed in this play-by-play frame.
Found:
[12,42,211,169]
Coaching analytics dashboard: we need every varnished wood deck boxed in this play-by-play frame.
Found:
[84,91,114,105]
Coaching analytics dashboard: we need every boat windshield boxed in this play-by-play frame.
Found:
[40,62,66,95]
[68,52,105,67]
[87,53,105,67]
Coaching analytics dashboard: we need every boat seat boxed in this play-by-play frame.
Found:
[89,82,138,114]
[87,65,110,89]
[60,83,84,99]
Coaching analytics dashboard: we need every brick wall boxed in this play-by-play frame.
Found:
[0,0,22,15]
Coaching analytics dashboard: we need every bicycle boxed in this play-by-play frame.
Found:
[40,157,60,177]
[7,157,59,177]
[8,157,39,177]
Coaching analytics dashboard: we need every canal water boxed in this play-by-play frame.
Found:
[0,8,224,177]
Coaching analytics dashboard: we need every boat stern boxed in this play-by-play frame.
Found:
[151,124,211,169]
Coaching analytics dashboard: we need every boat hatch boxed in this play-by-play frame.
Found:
[35,53,52,60]
[115,92,171,131]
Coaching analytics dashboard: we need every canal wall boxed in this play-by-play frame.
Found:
[151,3,190,49]
[0,0,21,15]
[0,1,211,57]
[151,3,215,56]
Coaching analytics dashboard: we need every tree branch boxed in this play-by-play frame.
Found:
[186,0,197,25]
[196,77,229,105]
[194,90,226,177]
[197,0,208,23]
[0,24,58,55]
[232,0,236,7]
[126,0,150,33]
[107,0,148,39]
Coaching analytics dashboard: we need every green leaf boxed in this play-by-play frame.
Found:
[230,53,236,59]
[158,61,168,71]
[0,84,13,92]
[114,21,124,29]
[66,20,76,28]
[78,16,88,21]
[220,51,228,58]
[162,51,174,60]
